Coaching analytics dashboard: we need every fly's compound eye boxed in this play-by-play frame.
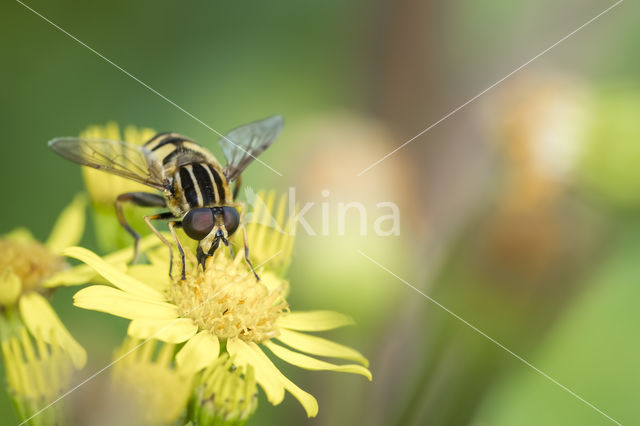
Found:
[222,206,240,236]
[182,208,214,240]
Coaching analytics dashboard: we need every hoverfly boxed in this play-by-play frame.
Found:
[49,115,283,280]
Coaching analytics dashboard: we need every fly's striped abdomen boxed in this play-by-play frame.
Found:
[144,132,232,214]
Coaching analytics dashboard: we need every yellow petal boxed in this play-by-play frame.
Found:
[264,341,371,380]
[64,247,164,301]
[175,331,220,375]
[98,232,165,266]
[227,337,284,405]
[128,318,197,344]
[74,285,178,320]
[98,232,166,266]
[228,339,318,417]
[276,329,369,366]
[277,311,355,331]
[43,234,161,288]
[19,292,87,369]
[127,264,171,293]
[46,194,87,253]
[0,268,22,306]
[146,245,170,267]
[43,264,122,288]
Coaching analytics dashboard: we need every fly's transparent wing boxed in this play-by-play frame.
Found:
[219,115,283,181]
[48,137,165,189]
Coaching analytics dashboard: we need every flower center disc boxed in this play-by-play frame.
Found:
[0,239,65,292]
[169,254,288,342]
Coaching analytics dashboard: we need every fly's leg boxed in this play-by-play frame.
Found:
[144,212,177,278]
[228,200,259,281]
[115,192,166,263]
[168,221,186,280]
[242,225,259,281]
[197,246,206,269]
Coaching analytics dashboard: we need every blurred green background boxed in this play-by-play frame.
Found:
[2,0,640,424]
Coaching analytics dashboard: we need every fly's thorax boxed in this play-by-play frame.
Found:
[164,189,185,217]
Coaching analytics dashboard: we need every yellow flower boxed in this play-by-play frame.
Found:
[109,337,193,425]
[0,194,87,369]
[69,191,371,417]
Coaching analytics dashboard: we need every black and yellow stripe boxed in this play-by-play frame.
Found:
[144,132,231,212]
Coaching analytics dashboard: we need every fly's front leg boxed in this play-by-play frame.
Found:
[197,246,206,269]
[144,212,177,278]
[197,239,221,270]
[168,221,186,280]
[115,192,166,263]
